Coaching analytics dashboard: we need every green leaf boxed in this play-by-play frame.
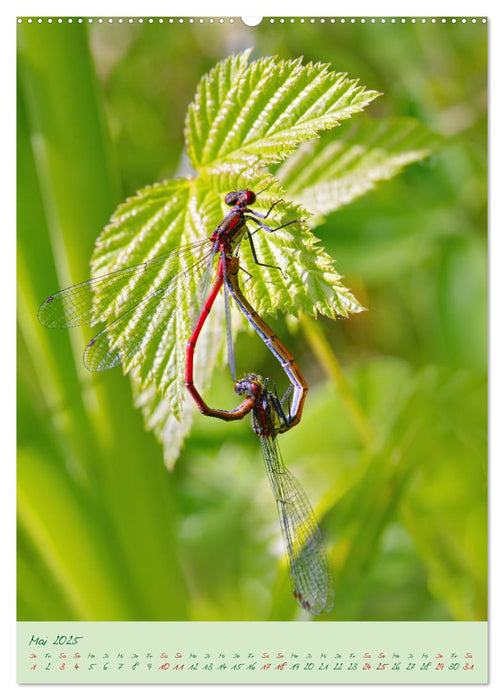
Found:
[84,52,403,463]
[20,24,485,623]
[85,51,438,466]
[186,50,380,171]
[131,286,227,464]
[277,117,445,215]
[90,170,363,425]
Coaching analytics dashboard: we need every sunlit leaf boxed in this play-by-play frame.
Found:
[277,118,445,215]
[89,170,363,430]
[19,21,486,625]
[186,50,380,171]
[42,50,442,466]
[83,53,451,463]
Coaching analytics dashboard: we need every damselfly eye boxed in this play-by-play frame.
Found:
[244,190,256,205]
[225,191,239,206]
[234,376,262,398]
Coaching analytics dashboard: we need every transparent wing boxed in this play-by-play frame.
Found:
[82,245,218,372]
[260,435,334,616]
[198,240,219,309]
[223,255,236,381]
[38,238,213,329]
[38,239,218,372]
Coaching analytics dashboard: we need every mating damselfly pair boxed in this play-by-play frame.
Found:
[39,188,334,616]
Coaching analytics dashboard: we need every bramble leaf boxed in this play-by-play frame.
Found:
[277,118,445,215]
[85,51,442,466]
[186,51,380,171]
[90,171,363,420]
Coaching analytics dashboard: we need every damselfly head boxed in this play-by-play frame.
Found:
[234,373,263,400]
[225,190,256,207]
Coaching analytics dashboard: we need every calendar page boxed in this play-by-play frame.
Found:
[16,11,488,686]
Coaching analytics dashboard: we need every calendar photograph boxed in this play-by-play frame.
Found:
[16,13,487,683]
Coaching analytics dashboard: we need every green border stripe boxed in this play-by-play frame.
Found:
[18,621,487,684]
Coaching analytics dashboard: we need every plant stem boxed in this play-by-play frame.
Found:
[299,313,374,446]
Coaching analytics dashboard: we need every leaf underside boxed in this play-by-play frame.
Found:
[277,117,446,215]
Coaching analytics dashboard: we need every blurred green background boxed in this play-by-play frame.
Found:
[17,17,487,621]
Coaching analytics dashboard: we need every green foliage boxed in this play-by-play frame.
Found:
[89,50,441,459]
[319,361,486,621]
[186,50,380,170]
[90,174,362,423]
[277,117,447,215]
[17,20,486,623]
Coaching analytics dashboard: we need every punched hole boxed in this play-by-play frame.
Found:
[242,16,263,26]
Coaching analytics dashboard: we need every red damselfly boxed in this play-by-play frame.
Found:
[185,254,307,427]
[235,373,334,615]
[38,189,298,374]
[185,278,329,612]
